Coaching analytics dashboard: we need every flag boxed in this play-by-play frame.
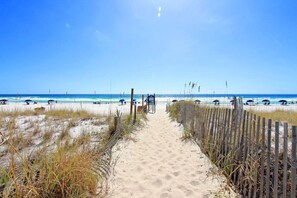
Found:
[226,81,228,87]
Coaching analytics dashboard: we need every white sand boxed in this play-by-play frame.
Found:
[1,102,297,116]
[0,103,132,115]
[110,109,237,198]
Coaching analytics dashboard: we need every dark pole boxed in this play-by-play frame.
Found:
[142,95,144,109]
[130,88,134,116]
[133,104,137,124]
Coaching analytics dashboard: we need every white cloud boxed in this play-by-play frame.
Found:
[65,23,70,28]
[158,6,162,12]
[158,12,161,18]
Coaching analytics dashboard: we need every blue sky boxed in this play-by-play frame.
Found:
[0,0,296,94]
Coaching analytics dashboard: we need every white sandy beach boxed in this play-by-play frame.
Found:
[1,102,297,115]
[0,102,132,115]
[109,109,237,198]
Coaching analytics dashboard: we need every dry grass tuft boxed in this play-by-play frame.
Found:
[248,109,297,126]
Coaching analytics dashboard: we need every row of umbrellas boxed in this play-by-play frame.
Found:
[0,99,56,105]
[171,99,292,105]
[119,99,137,105]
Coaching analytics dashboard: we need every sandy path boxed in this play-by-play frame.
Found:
[110,109,236,198]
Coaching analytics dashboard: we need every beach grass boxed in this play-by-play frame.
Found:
[247,109,297,126]
[0,107,146,197]
[0,110,111,197]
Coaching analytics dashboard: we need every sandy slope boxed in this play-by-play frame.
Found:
[110,109,237,198]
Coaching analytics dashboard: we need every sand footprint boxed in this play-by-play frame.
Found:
[190,180,200,186]
[177,185,193,197]
[136,166,142,172]
[164,174,172,180]
[160,192,173,198]
[152,179,163,188]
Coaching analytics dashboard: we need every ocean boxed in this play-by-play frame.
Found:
[0,94,297,105]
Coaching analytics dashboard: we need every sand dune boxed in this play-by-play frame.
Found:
[110,109,237,198]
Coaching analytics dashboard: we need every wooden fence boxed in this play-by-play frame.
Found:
[170,101,297,197]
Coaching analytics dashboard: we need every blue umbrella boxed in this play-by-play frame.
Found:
[279,100,287,105]
[48,99,55,104]
[25,99,32,105]
[119,99,126,105]
[0,99,8,105]
[194,99,201,104]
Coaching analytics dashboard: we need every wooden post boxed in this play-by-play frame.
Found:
[153,93,156,113]
[253,116,261,198]
[142,95,144,109]
[282,123,288,198]
[260,117,266,197]
[133,104,137,124]
[130,88,134,116]
[266,119,272,197]
[273,121,279,198]
[291,126,297,198]
[147,94,149,113]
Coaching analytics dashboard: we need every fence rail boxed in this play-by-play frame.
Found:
[169,101,297,197]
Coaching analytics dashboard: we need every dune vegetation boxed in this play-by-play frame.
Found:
[0,109,145,197]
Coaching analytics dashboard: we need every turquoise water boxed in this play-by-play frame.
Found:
[0,94,297,105]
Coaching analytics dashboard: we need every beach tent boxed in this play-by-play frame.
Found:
[172,100,178,103]
[25,99,32,105]
[278,100,288,105]
[262,99,270,105]
[194,99,201,104]
[213,99,220,105]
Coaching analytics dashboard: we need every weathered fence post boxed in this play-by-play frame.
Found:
[273,122,279,198]
[291,126,297,198]
[142,95,144,111]
[260,117,266,197]
[282,123,288,198]
[266,119,272,197]
[130,88,134,116]
[133,104,137,124]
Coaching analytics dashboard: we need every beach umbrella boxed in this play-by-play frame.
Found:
[119,99,125,105]
[246,99,254,105]
[213,99,220,105]
[48,99,55,104]
[230,99,234,105]
[278,100,287,105]
[25,99,32,105]
[172,99,178,103]
[262,99,270,105]
[0,99,8,105]
[194,99,201,104]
